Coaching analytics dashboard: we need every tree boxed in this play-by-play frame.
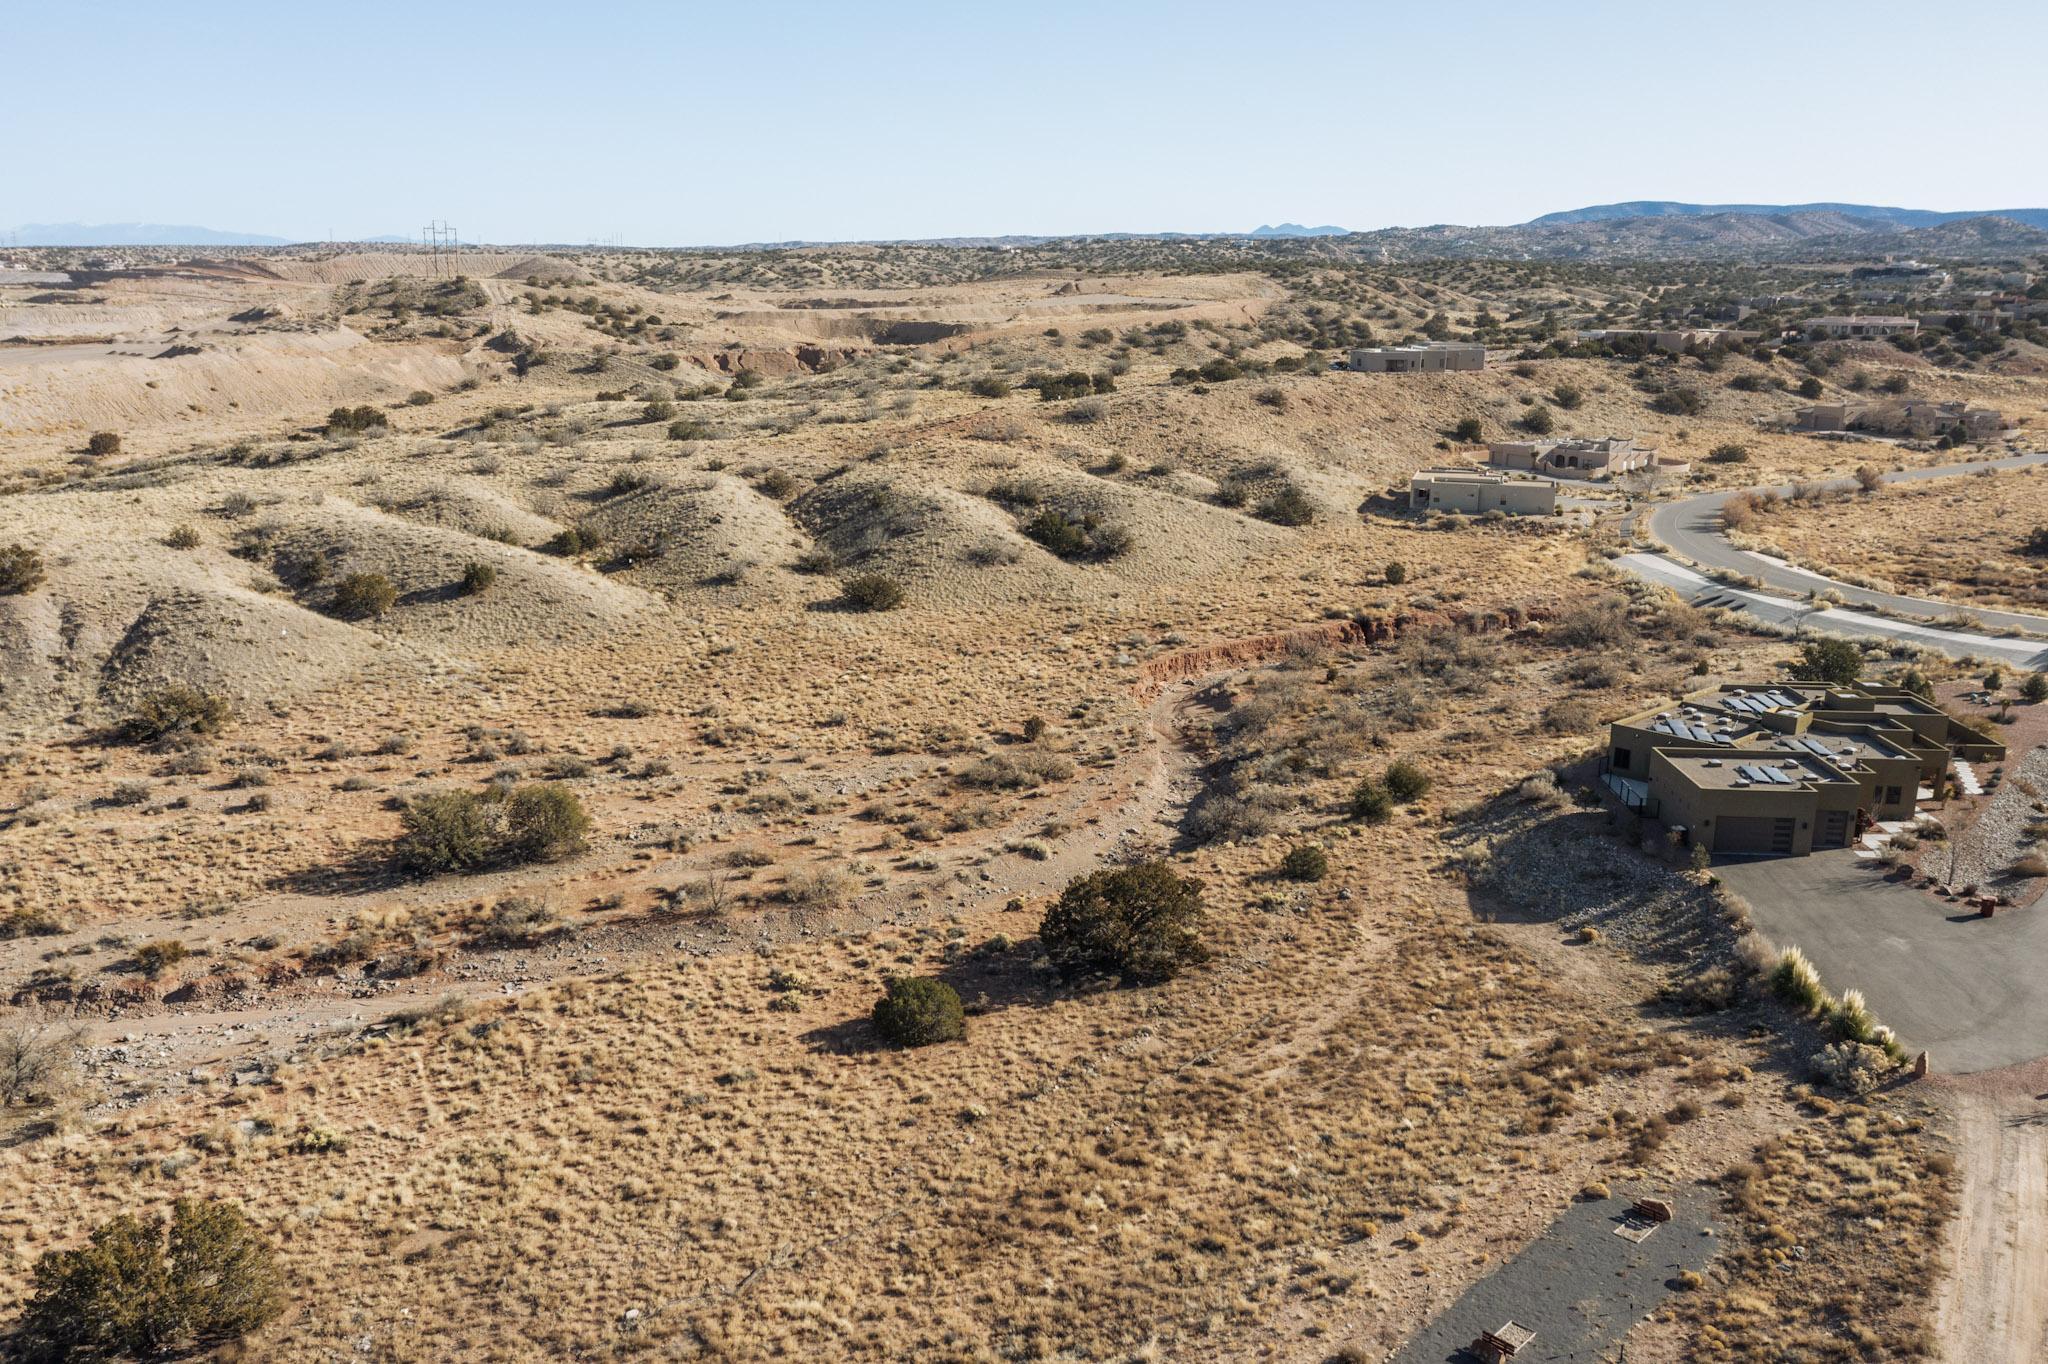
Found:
[16,1200,281,1360]
[871,977,965,1047]
[396,790,502,873]
[330,572,397,620]
[119,687,230,745]
[1789,637,1862,686]
[1039,861,1210,983]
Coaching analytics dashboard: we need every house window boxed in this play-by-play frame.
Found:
[1885,785,1901,805]
[1614,747,1632,770]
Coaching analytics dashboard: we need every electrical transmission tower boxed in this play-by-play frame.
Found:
[421,220,459,275]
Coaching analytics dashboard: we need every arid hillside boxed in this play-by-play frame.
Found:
[0,242,2041,1362]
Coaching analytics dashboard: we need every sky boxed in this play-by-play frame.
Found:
[6,0,2045,246]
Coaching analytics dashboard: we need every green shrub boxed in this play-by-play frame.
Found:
[2022,672,2048,704]
[132,939,190,978]
[1028,370,1095,401]
[0,543,46,595]
[87,431,122,458]
[1520,404,1555,435]
[164,525,202,550]
[1349,779,1393,823]
[1769,946,1828,1014]
[871,976,966,1047]
[1022,508,1130,561]
[1651,386,1705,416]
[1384,560,1407,585]
[459,561,498,595]
[543,525,603,556]
[325,405,388,434]
[1797,376,1824,399]
[969,375,1012,399]
[1552,383,1583,410]
[17,1200,281,1361]
[1279,845,1329,882]
[1039,861,1210,983]
[667,417,711,441]
[1383,760,1433,802]
[1707,442,1751,464]
[396,790,503,873]
[642,398,676,424]
[1255,485,1315,527]
[468,896,560,948]
[1451,417,1484,443]
[502,782,590,863]
[840,573,905,611]
[120,687,230,745]
[330,572,397,619]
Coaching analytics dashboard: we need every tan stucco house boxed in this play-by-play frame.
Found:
[1602,682,2003,857]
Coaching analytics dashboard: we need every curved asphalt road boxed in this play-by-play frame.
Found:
[1619,452,2048,667]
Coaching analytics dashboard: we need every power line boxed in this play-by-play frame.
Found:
[421,220,459,275]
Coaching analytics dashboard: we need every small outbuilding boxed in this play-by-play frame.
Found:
[1408,467,1556,516]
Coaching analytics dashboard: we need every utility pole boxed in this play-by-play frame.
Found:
[421,220,458,276]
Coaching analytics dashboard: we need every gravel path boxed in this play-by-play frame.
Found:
[1951,744,2048,899]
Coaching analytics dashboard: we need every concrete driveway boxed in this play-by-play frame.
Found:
[1718,852,2048,1073]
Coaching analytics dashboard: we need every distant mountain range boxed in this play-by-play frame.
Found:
[10,204,2048,261]
[1526,201,2048,232]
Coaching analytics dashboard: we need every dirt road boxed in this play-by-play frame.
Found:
[1934,1076,2048,1363]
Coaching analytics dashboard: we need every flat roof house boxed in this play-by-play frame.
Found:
[1486,436,1653,481]
[1407,467,1556,516]
[1806,315,1919,339]
[1792,399,2004,440]
[1601,682,2002,857]
[1347,342,1486,373]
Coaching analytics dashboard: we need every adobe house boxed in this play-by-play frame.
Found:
[1805,315,1919,339]
[1487,436,1653,481]
[1345,342,1486,373]
[1407,467,1556,515]
[1601,682,2001,856]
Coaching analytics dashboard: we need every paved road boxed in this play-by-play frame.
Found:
[1392,1188,1716,1364]
[1614,451,2048,666]
[1641,451,2048,635]
[1615,553,2048,669]
[1719,853,2048,1074]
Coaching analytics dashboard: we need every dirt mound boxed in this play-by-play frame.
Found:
[255,502,656,647]
[97,585,390,711]
[581,475,814,602]
[370,479,563,546]
[977,465,1296,584]
[790,470,1067,607]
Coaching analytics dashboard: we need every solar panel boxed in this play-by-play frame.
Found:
[1770,767,1795,784]
[1767,691,1799,709]
[1736,764,1764,783]
[1800,737,1832,756]
[1690,725,1715,742]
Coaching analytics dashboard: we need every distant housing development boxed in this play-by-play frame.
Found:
[1603,682,2004,857]
[1346,342,1486,373]
[1571,327,1757,352]
[1407,467,1556,515]
[1806,315,1919,339]
[1487,436,1654,481]
[1790,399,2005,440]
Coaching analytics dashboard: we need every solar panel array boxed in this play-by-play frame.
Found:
[1735,763,1797,785]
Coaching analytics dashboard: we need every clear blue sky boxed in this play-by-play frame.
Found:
[6,0,2044,245]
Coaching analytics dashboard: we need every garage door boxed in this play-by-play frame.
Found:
[1815,810,1851,850]
[1717,815,1796,856]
